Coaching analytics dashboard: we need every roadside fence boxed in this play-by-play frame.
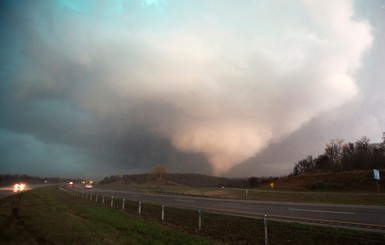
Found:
[60,185,385,244]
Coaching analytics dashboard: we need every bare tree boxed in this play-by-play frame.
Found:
[382,132,385,143]
[325,138,344,171]
[153,164,166,185]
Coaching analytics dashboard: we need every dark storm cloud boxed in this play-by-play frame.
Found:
[0,0,380,178]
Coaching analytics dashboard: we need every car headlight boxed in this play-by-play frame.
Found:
[13,183,26,192]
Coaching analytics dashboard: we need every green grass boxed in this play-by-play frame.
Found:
[1,186,385,244]
[0,186,211,245]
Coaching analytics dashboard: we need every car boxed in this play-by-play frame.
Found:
[69,181,76,187]
[85,184,93,189]
[13,183,26,192]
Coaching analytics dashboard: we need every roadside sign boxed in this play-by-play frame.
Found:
[374,169,380,180]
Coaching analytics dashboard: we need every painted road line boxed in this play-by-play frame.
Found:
[175,199,195,203]
[289,208,354,215]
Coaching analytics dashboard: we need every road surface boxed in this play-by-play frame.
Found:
[0,185,32,199]
[72,186,385,232]
[0,183,54,199]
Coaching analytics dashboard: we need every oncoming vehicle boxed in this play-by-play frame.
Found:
[13,183,26,192]
[85,184,93,189]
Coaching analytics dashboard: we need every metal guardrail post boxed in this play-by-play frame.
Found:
[198,209,202,230]
[264,215,268,245]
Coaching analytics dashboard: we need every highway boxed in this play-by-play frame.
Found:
[74,186,385,232]
[0,185,32,199]
[0,183,55,199]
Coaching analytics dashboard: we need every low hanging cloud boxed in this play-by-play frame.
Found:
[3,0,373,175]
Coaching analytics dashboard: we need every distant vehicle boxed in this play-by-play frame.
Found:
[85,184,93,189]
[69,181,76,187]
[13,183,26,192]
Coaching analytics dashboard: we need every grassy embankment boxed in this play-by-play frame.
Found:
[1,185,385,244]
[0,186,211,244]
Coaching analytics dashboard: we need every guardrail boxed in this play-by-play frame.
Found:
[60,185,385,244]
[60,185,272,243]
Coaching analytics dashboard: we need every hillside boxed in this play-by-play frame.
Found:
[271,170,384,191]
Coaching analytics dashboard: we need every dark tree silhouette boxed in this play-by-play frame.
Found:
[292,134,385,175]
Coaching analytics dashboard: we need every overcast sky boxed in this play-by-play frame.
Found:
[1,0,384,180]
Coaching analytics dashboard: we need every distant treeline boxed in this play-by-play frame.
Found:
[100,173,245,187]
[292,136,385,176]
[99,173,278,188]
[0,174,71,186]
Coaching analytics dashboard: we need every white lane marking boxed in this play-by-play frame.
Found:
[175,199,195,203]
[289,208,354,215]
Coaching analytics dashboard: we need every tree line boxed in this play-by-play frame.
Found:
[0,174,71,186]
[292,135,385,176]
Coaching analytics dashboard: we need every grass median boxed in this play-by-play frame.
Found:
[0,185,211,244]
[1,186,384,244]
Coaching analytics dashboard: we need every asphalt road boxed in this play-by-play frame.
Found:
[0,185,32,199]
[75,186,385,232]
[0,183,55,199]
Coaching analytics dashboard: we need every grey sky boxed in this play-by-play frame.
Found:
[0,0,384,180]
